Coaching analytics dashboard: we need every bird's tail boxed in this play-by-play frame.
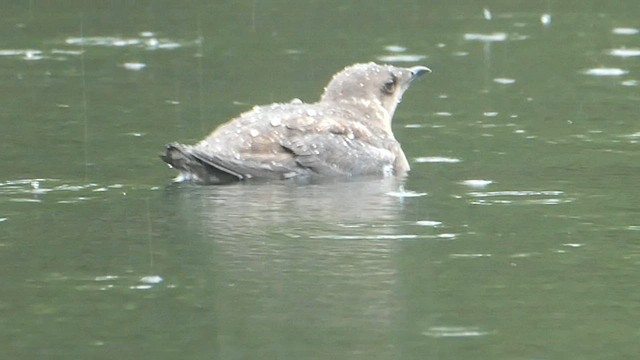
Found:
[160,143,239,184]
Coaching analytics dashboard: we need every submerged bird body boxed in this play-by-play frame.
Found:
[162,62,430,184]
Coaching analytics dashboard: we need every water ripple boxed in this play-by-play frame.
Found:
[65,36,186,50]
[0,178,144,206]
[469,190,564,197]
[467,190,571,205]
[449,253,491,259]
[308,233,455,241]
[414,156,461,164]
[422,326,490,338]
[310,234,419,240]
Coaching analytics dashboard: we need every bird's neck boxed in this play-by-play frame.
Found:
[341,97,396,137]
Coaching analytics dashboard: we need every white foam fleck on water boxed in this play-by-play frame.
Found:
[405,124,423,128]
[493,78,516,84]
[461,180,493,188]
[10,198,42,203]
[414,157,461,163]
[525,198,567,205]
[310,234,419,240]
[416,220,442,227]
[284,49,303,55]
[450,253,491,258]
[612,27,639,35]
[384,45,407,53]
[67,37,137,46]
[423,326,489,338]
[57,197,93,204]
[51,49,84,55]
[608,48,640,58]
[376,54,427,62]
[122,62,146,70]
[623,132,640,139]
[139,31,155,37]
[621,80,639,86]
[483,8,492,20]
[483,112,498,117]
[435,112,452,116]
[452,51,469,56]
[95,275,119,281]
[130,285,152,290]
[510,252,537,258]
[541,14,551,26]
[24,50,44,60]
[0,49,26,56]
[583,68,628,76]
[0,218,7,222]
[437,233,457,239]
[140,275,163,284]
[563,243,583,248]
[0,49,44,60]
[157,42,181,50]
[464,32,507,42]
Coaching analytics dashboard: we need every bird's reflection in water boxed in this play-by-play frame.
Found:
[164,177,416,356]
[168,176,409,236]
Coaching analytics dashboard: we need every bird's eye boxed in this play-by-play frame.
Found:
[382,75,397,94]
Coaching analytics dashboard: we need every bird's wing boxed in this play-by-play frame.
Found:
[280,131,397,176]
[175,105,400,180]
[189,147,301,180]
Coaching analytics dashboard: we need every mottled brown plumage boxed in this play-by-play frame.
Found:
[161,62,430,184]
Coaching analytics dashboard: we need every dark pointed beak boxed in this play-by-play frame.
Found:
[409,66,432,80]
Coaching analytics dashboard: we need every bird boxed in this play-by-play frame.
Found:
[161,62,430,184]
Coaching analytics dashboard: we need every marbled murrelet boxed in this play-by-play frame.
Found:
[161,62,430,184]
